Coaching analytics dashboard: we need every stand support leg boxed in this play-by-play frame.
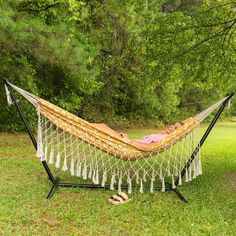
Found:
[46,177,60,199]
[171,188,188,203]
[175,94,233,187]
[3,78,56,184]
[165,182,188,203]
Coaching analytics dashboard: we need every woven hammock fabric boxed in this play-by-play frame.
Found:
[38,98,199,160]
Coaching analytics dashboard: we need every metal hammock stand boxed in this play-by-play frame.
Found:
[3,78,233,203]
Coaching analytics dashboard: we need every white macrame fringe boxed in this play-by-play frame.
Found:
[127,173,132,194]
[56,153,61,168]
[140,179,143,193]
[167,162,171,176]
[118,177,122,192]
[82,162,87,180]
[197,158,202,175]
[227,98,231,109]
[88,165,93,179]
[172,175,176,189]
[93,167,99,185]
[44,147,48,162]
[110,174,115,190]
[36,112,44,160]
[70,158,75,176]
[101,170,107,187]
[193,161,196,179]
[136,172,139,184]
[161,177,165,192]
[62,157,68,171]
[49,149,54,164]
[143,172,147,182]
[188,165,192,182]
[150,171,155,193]
[185,168,189,182]
[178,171,182,185]
[5,85,13,106]
[76,162,81,177]
[150,178,154,193]
[92,168,95,183]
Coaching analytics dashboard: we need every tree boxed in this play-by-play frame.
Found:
[0,0,235,131]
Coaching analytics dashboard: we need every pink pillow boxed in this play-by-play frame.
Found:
[136,134,168,144]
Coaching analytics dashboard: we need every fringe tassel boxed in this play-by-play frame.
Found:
[118,177,122,192]
[36,112,43,159]
[5,85,13,105]
[167,162,171,176]
[188,165,192,182]
[143,171,147,182]
[101,170,107,187]
[150,170,155,193]
[227,98,231,109]
[185,167,189,182]
[92,169,96,183]
[175,168,179,176]
[178,171,182,185]
[161,177,165,192]
[193,161,196,179]
[172,175,176,189]
[44,147,48,162]
[62,157,68,171]
[127,172,132,194]
[150,178,154,193]
[140,179,143,193]
[70,158,75,176]
[128,178,132,194]
[136,171,139,184]
[95,168,99,184]
[82,162,87,180]
[49,149,54,164]
[88,165,93,179]
[92,168,99,184]
[159,167,163,180]
[110,174,115,190]
[76,162,81,177]
[55,153,60,168]
[198,158,202,175]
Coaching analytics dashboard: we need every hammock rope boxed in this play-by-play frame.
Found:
[5,83,230,193]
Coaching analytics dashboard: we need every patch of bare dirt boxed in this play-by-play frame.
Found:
[226,172,236,188]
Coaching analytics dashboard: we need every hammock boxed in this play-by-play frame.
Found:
[4,82,232,195]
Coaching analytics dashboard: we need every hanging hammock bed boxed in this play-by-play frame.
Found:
[3,78,233,202]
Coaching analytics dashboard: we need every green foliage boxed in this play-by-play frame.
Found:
[0,0,235,130]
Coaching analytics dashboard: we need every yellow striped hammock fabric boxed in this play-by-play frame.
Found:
[5,82,230,193]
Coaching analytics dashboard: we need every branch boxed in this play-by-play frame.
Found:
[204,1,236,13]
[175,21,236,59]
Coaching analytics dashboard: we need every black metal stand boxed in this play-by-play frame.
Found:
[175,93,233,188]
[3,78,233,203]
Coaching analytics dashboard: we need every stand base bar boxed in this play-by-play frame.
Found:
[46,179,188,203]
[46,177,60,199]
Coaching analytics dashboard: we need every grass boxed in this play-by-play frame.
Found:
[0,122,235,236]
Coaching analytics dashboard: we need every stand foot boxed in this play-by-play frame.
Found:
[46,177,59,199]
[172,188,188,203]
[165,182,188,203]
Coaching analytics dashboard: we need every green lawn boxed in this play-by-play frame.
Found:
[0,122,235,236]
